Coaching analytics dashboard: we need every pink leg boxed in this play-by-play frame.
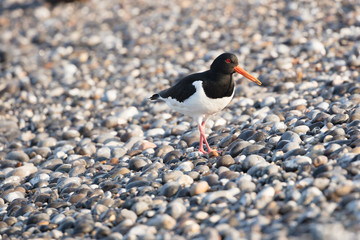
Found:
[201,121,213,153]
[198,119,213,153]
[198,126,206,153]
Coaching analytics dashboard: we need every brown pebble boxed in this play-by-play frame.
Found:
[352,147,360,154]
[295,105,307,111]
[38,220,50,226]
[127,149,142,157]
[335,183,353,196]
[190,181,209,196]
[69,193,86,204]
[142,123,151,130]
[109,158,119,165]
[139,141,157,151]
[209,151,220,158]
[265,201,279,216]
[313,155,328,167]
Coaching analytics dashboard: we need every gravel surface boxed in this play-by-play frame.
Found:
[1,0,360,239]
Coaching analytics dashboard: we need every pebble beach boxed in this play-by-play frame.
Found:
[1,0,360,239]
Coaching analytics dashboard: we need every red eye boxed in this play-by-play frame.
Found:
[226,59,231,63]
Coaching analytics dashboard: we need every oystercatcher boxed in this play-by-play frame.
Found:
[150,53,262,154]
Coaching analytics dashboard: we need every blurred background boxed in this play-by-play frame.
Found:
[1,0,359,101]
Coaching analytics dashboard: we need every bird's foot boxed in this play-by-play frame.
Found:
[198,148,208,154]
[198,147,222,157]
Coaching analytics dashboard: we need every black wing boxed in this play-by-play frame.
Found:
[157,71,208,102]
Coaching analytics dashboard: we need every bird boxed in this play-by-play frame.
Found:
[150,52,262,154]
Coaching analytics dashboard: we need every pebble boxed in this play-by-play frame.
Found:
[306,39,326,55]
[62,129,80,140]
[313,178,330,190]
[284,156,312,171]
[202,188,240,204]
[331,114,349,124]
[293,125,310,134]
[216,155,235,167]
[131,201,150,215]
[255,186,275,209]
[280,131,302,144]
[237,177,256,192]
[103,89,118,102]
[146,128,166,137]
[7,163,37,178]
[177,175,194,187]
[271,122,287,133]
[147,214,176,230]
[190,181,209,196]
[128,157,149,171]
[125,225,156,239]
[261,96,276,107]
[139,141,157,150]
[176,161,194,172]
[313,155,328,167]
[166,200,187,219]
[4,191,25,202]
[299,187,324,205]
[5,151,29,162]
[155,145,175,158]
[229,140,252,157]
[159,182,180,197]
[242,155,267,171]
[162,170,184,183]
[96,147,111,159]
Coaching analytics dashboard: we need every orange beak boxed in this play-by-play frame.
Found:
[234,65,262,85]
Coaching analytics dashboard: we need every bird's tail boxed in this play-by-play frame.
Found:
[149,94,160,100]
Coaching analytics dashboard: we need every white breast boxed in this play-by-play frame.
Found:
[162,80,234,118]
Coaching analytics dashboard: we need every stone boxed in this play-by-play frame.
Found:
[216,155,235,167]
[255,186,275,209]
[147,214,176,230]
[7,163,37,178]
[6,151,29,162]
[190,181,209,196]
[313,155,328,167]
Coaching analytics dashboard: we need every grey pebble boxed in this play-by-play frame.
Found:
[280,131,302,144]
[96,146,111,159]
[162,170,184,183]
[155,145,175,158]
[229,140,251,157]
[216,155,235,167]
[284,156,312,171]
[4,191,25,202]
[202,188,240,204]
[242,155,267,171]
[299,187,324,205]
[6,150,29,162]
[131,201,150,215]
[129,157,149,171]
[166,199,187,219]
[38,137,57,148]
[331,114,349,124]
[62,129,80,140]
[159,182,180,197]
[7,163,37,178]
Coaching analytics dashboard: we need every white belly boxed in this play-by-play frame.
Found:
[163,80,234,118]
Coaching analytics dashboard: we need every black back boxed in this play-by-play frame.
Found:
[151,53,238,102]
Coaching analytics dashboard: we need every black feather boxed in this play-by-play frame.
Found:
[149,94,160,100]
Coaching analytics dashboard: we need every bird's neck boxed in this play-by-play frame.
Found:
[208,69,233,82]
